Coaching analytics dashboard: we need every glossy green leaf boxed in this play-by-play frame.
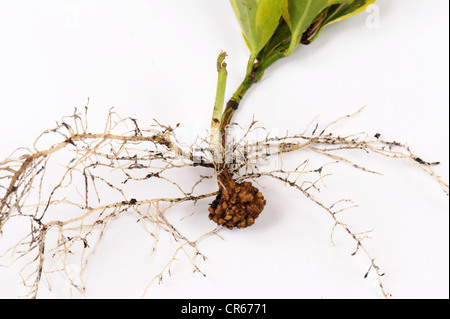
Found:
[230,0,284,57]
[282,0,352,55]
[310,0,376,42]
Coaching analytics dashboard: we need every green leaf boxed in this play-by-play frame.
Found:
[230,0,284,57]
[309,0,376,42]
[282,0,352,55]
[258,17,292,59]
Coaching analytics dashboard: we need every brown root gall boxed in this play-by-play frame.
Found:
[208,171,266,229]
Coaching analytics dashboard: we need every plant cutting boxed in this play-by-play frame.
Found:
[0,1,448,299]
[208,0,384,229]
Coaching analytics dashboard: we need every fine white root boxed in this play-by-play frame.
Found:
[0,106,447,298]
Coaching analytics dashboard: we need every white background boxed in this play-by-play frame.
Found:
[0,0,448,299]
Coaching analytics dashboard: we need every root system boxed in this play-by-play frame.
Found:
[0,105,447,298]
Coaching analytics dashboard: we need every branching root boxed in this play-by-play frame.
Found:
[0,106,447,298]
